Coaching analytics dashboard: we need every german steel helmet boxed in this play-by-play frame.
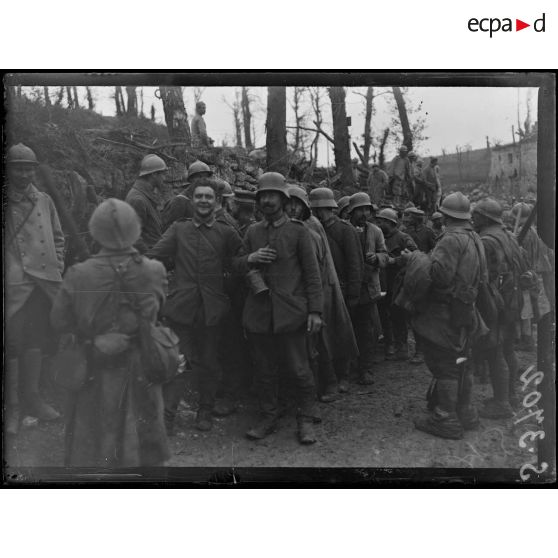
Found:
[348,192,373,214]
[337,195,351,214]
[408,151,417,159]
[431,211,443,221]
[473,198,504,224]
[257,172,290,198]
[287,184,310,208]
[377,208,399,225]
[7,143,39,165]
[399,145,409,153]
[309,187,338,209]
[89,198,141,250]
[440,192,471,220]
[139,154,168,177]
[187,160,213,179]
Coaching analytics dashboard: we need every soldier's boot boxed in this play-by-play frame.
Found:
[297,417,317,445]
[480,353,513,419]
[5,358,21,436]
[426,379,438,412]
[246,416,278,440]
[415,379,464,440]
[22,349,60,421]
[457,369,480,431]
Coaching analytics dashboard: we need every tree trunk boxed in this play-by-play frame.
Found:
[159,86,191,144]
[66,86,74,109]
[17,86,22,98]
[265,86,288,176]
[115,86,123,115]
[126,86,138,116]
[309,87,323,166]
[139,88,145,117]
[378,128,389,170]
[392,86,413,151]
[56,86,64,106]
[328,86,354,188]
[241,86,253,150]
[43,86,51,107]
[72,86,80,109]
[150,104,155,121]
[362,86,373,167]
[86,86,94,110]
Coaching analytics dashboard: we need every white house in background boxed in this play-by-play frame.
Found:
[489,129,537,198]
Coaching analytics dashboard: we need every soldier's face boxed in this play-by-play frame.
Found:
[198,103,206,115]
[352,206,371,226]
[8,163,36,191]
[193,186,216,218]
[378,219,392,235]
[258,191,284,217]
[287,198,306,220]
[313,207,330,223]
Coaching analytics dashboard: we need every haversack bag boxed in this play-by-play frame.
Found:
[137,317,180,384]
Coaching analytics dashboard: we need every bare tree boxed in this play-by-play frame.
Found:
[55,86,65,106]
[139,88,145,118]
[86,86,94,110]
[392,86,412,150]
[308,87,324,164]
[150,104,156,122]
[158,86,191,144]
[114,86,123,116]
[378,128,389,170]
[354,86,382,167]
[193,87,206,104]
[223,89,243,148]
[290,87,307,154]
[66,86,74,109]
[72,86,80,109]
[126,86,138,116]
[328,86,354,188]
[43,86,51,107]
[266,86,288,175]
[241,86,253,150]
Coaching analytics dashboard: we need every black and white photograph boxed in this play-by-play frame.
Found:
[2,72,555,485]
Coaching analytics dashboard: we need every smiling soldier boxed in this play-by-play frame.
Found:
[147,177,244,432]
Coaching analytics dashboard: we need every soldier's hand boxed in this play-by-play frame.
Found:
[307,312,323,334]
[248,247,277,264]
[365,252,378,265]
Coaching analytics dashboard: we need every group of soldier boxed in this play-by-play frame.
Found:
[4,141,554,467]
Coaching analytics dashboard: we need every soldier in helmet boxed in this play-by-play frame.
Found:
[161,160,213,231]
[423,157,442,213]
[310,188,363,392]
[366,163,389,206]
[348,193,389,383]
[288,185,358,401]
[231,189,257,237]
[405,192,487,439]
[387,145,413,208]
[376,207,417,361]
[125,154,168,253]
[472,199,528,415]
[51,199,171,466]
[511,202,554,352]
[190,101,214,148]
[4,143,64,435]
[236,172,323,444]
[147,177,244,432]
[336,195,351,221]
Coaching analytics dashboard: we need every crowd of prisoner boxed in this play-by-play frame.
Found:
[4,141,554,467]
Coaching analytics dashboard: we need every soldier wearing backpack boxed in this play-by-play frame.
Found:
[472,199,529,415]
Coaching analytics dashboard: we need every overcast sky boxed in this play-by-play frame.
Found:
[27,85,538,165]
